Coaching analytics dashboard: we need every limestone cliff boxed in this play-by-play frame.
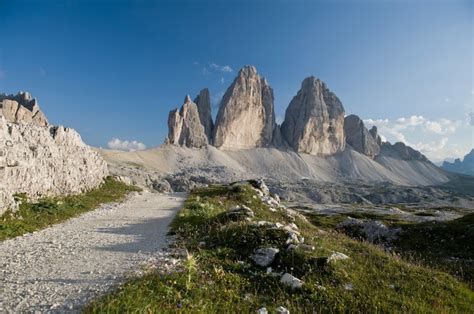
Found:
[281,76,345,155]
[0,92,48,126]
[213,66,276,150]
[166,95,208,148]
[0,117,108,214]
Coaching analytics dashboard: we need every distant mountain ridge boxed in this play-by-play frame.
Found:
[442,149,474,176]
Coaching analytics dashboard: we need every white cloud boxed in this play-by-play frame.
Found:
[444,97,451,103]
[107,138,146,152]
[364,115,458,136]
[209,62,233,73]
[363,116,468,162]
[220,77,225,84]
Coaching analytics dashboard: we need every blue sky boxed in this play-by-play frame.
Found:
[0,0,472,162]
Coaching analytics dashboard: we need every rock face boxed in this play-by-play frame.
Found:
[380,142,428,162]
[0,92,48,127]
[0,116,108,215]
[442,149,474,176]
[369,126,382,146]
[344,115,380,158]
[194,88,213,143]
[213,66,276,150]
[281,76,345,155]
[166,96,208,148]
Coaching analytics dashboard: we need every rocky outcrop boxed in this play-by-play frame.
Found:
[166,95,208,148]
[281,76,345,155]
[0,92,48,126]
[369,126,382,146]
[344,115,380,158]
[380,142,428,162]
[194,88,213,143]
[442,149,474,176]
[213,66,276,150]
[0,117,108,214]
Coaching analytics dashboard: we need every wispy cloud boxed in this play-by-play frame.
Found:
[220,77,225,84]
[39,67,46,77]
[364,116,468,162]
[209,62,233,73]
[0,68,6,79]
[107,138,146,152]
[364,115,459,137]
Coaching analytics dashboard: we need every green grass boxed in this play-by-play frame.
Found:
[0,177,141,241]
[86,184,474,313]
[392,213,474,288]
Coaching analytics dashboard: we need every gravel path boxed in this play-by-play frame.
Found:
[0,191,186,313]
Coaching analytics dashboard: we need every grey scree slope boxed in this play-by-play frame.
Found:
[0,192,186,313]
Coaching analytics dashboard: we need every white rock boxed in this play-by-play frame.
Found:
[327,252,350,263]
[276,306,290,314]
[280,273,303,289]
[257,307,268,314]
[0,117,108,214]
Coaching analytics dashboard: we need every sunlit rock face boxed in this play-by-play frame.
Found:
[166,95,208,148]
[213,66,276,150]
[0,92,48,127]
[0,116,108,215]
[281,76,345,155]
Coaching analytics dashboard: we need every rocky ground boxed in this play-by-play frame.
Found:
[0,192,186,312]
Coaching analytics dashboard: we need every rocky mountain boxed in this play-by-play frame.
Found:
[162,65,433,169]
[281,76,345,155]
[0,92,108,214]
[442,149,474,176]
[213,66,277,150]
[344,114,380,158]
[166,95,208,148]
[194,88,213,143]
[0,92,48,126]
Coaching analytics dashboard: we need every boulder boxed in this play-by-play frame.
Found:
[280,273,304,289]
[213,66,276,150]
[165,95,208,148]
[344,114,380,158]
[327,252,350,263]
[250,247,279,267]
[194,88,213,143]
[281,76,345,155]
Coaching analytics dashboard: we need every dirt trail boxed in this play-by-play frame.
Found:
[0,192,186,313]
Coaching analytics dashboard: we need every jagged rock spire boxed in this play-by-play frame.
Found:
[213,66,276,150]
[166,95,208,148]
[194,88,213,143]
